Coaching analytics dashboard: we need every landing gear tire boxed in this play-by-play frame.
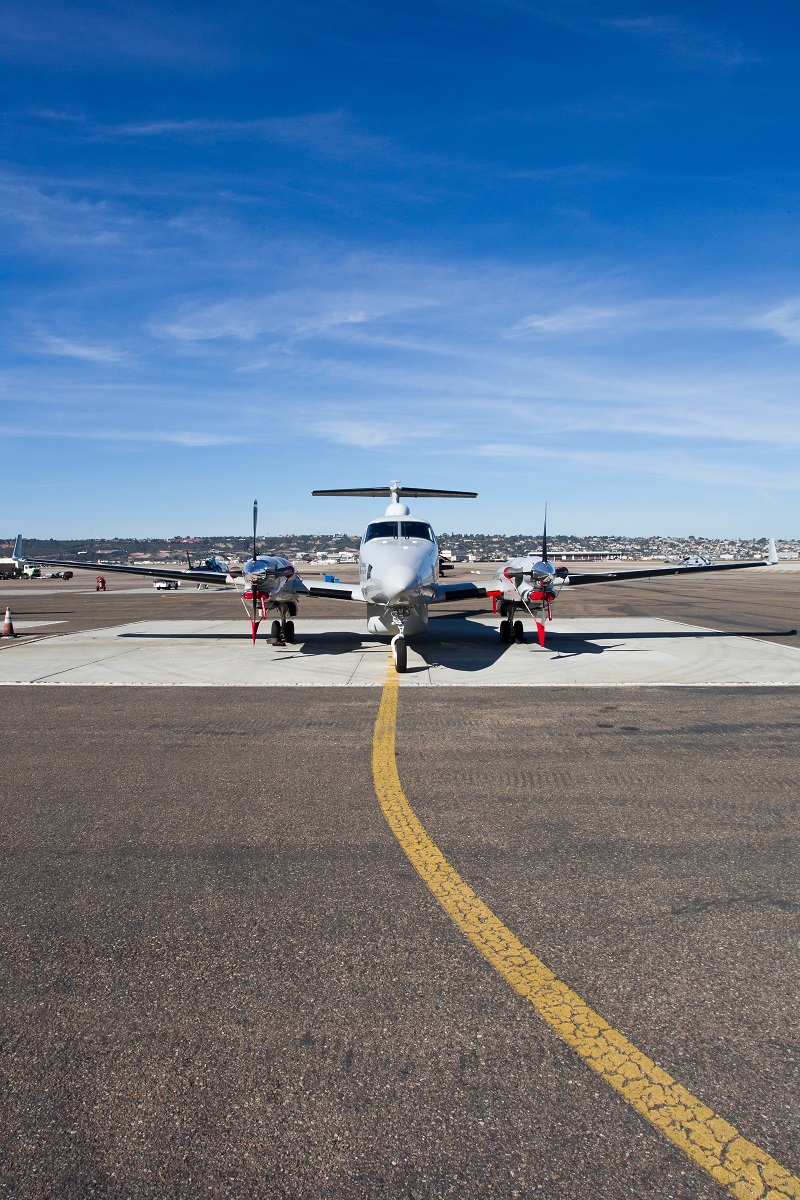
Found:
[513,620,525,642]
[270,620,281,639]
[499,620,511,643]
[393,636,407,673]
[283,620,295,643]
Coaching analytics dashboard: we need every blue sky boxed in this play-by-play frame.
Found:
[2,1,800,537]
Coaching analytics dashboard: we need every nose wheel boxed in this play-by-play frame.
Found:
[391,634,407,673]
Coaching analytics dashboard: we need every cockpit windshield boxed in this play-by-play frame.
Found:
[401,521,434,541]
[364,521,399,542]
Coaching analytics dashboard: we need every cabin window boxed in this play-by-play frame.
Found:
[400,521,434,541]
[364,521,399,542]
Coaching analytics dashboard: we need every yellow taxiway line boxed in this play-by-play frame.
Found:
[372,663,800,1200]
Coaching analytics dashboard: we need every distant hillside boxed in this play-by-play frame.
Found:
[1,533,790,563]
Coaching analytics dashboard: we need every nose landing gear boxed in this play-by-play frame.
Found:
[390,608,410,672]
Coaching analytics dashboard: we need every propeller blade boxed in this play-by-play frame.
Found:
[253,499,258,560]
[541,503,548,565]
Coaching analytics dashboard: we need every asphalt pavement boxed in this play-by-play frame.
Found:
[1,571,798,1199]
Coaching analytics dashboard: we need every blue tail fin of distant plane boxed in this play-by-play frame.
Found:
[12,535,22,562]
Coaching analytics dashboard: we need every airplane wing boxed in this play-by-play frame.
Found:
[431,580,488,602]
[302,579,364,601]
[565,559,772,587]
[28,558,235,587]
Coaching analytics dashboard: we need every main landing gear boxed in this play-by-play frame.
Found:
[498,604,526,644]
[270,617,295,643]
[269,604,296,644]
[243,592,297,645]
[498,599,550,647]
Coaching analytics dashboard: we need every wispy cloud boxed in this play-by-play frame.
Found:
[101,110,390,161]
[478,441,800,492]
[37,335,126,363]
[510,304,632,334]
[608,15,752,68]
[0,424,246,447]
[751,301,800,344]
[0,174,137,251]
[154,285,435,345]
[311,420,400,449]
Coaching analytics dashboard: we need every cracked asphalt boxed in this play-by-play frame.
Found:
[0,572,798,1198]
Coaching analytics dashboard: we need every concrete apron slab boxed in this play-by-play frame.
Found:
[1,616,800,686]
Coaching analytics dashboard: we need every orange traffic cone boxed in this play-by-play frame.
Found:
[2,607,15,637]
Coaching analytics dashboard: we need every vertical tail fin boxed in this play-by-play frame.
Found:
[767,537,778,565]
[12,535,22,562]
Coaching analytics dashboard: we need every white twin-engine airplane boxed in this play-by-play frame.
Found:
[27,481,778,673]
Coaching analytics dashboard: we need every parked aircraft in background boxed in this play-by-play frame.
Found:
[0,535,24,579]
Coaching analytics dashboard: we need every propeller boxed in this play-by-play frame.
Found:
[541,502,548,565]
[250,499,260,641]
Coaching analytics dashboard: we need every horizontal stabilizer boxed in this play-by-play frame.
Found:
[312,486,477,498]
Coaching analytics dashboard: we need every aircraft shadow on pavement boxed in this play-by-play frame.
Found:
[412,623,798,672]
[116,626,796,670]
[298,632,374,655]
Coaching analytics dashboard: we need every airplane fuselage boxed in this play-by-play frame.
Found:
[358,517,440,636]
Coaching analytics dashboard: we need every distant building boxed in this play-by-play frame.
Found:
[552,551,624,562]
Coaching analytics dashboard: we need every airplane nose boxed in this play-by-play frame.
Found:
[382,563,418,602]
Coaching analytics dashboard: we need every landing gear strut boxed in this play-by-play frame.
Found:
[390,609,410,673]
